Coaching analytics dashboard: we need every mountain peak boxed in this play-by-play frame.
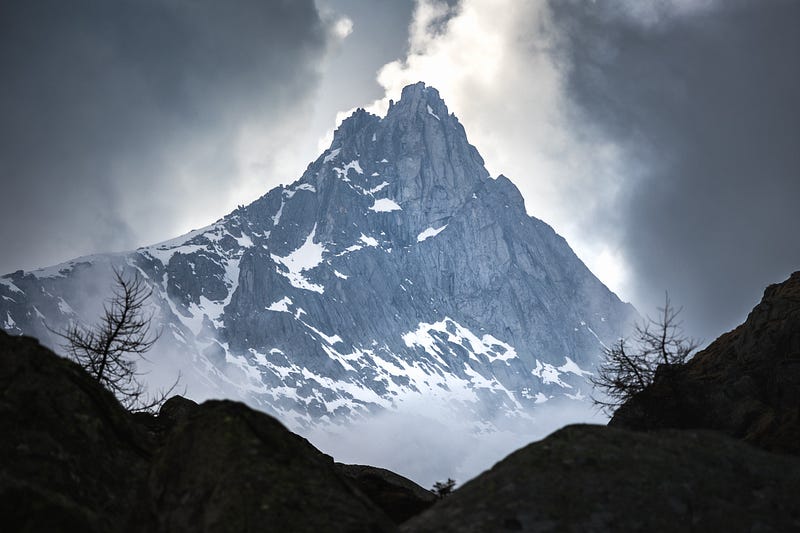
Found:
[317,81,487,226]
[387,82,449,121]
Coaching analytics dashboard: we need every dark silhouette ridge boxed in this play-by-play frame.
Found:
[0,331,422,532]
[3,271,799,531]
[611,271,800,455]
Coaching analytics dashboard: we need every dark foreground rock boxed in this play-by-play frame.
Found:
[402,424,800,532]
[335,463,437,523]
[611,271,800,454]
[4,272,800,532]
[0,332,152,533]
[0,332,396,532]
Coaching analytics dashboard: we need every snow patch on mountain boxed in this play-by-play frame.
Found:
[267,296,293,313]
[334,160,364,182]
[359,234,379,247]
[0,278,23,294]
[417,225,447,242]
[558,357,593,377]
[365,181,390,194]
[369,198,402,212]
[402,318,519,365]
[271,225,326,293]
[532,360,573,389]
[323,147,340,163]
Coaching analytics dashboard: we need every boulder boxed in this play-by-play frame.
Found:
[0,333,151,532]
[0,331,395,532]
[402,424,800,532]
[335,463,436,523]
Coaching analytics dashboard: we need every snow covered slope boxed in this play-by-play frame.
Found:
[0,82,636,430]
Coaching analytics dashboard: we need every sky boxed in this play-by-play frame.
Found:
[1,0,798,344]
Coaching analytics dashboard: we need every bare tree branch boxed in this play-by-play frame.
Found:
[591,293,699,415]
[51,267,177,412]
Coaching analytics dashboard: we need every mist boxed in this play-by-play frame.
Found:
[304,397,606,488]
[131,325,607,489]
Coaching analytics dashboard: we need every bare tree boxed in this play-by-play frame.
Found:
[591,294,699,414]
[53,268,178,412]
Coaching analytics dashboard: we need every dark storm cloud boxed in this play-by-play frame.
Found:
[551,1,800,341]
[313,0,414,121]
[0,0,334,274]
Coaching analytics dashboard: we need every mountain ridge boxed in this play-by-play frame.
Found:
[0,81,636,430]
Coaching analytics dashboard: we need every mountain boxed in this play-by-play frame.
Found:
[0,82,636,429]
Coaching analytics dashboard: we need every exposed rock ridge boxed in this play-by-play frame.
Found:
[611,270,800,455]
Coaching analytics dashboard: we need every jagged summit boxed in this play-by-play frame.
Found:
[299,82,489,248]
[1,82,636,430]
[390,82,449,118]
[332,82,453,145]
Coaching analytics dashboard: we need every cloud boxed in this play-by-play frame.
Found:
[350,0,634,303]
[552,0,800,339]
[0,0,350,274]
[360,0,800,340]
[306,395,605,487]
[595,0,724,28]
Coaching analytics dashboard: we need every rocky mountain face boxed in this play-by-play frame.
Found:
[0,82,635,429]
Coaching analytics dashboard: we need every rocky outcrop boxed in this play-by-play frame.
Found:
[335,463,437,524]
[611,271,800,455]
[402,424,800,532]
[0,331,396,532]
[0,332,152,532]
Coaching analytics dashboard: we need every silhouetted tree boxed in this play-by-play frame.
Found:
[591,294,699,414]
[432,478,456,498]
[53,268,177,412]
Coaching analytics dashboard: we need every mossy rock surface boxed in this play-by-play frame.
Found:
[335,463,436,523]
[402,424,800,532]
[0,332,395,532]
[0,333,151,532]
[148,400,392,532]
